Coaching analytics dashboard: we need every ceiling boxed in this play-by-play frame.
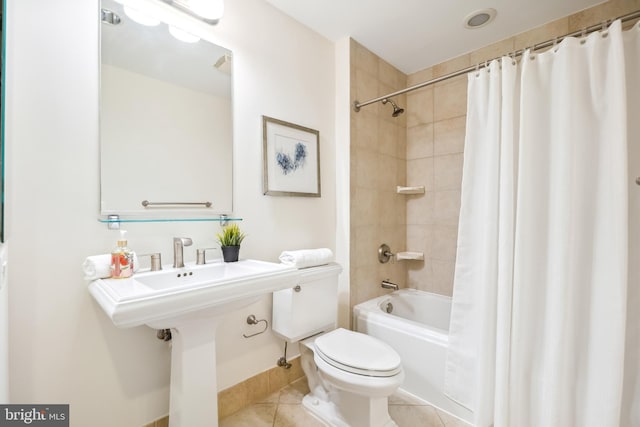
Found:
[264,0,606,74]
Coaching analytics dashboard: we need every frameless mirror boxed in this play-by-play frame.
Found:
[100,0,232,218]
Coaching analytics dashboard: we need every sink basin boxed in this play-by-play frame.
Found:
[135,261,270,291]
[88,259,299,328]
[89,258,301,427]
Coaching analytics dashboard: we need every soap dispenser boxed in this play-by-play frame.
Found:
[111,230,134,279]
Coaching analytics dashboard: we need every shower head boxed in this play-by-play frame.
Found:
[381,98,405,117]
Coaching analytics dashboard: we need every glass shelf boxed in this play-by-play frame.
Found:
[98,215,242,228]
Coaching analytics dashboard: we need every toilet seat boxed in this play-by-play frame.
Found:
[314,328,402,377]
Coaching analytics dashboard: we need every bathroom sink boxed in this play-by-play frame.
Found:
[88,259,299,328]
[89,258,300,427]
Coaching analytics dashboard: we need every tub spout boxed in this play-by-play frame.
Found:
[381,280,399,291]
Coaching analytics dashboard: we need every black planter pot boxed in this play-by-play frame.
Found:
[221,245,240,262]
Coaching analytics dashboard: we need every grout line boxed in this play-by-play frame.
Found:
[270,404,279,427]
[435,408,447,426]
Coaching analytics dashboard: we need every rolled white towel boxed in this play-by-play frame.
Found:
[278,248,333,269]
[83,253,139,281]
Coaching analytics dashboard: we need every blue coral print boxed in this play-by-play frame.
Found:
[276,142,307,175]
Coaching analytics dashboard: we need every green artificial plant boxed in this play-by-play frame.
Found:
[216,223,246,247]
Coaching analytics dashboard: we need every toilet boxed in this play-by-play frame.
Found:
[273,263,404,427]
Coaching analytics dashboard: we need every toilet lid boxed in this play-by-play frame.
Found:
[314,328,402,377]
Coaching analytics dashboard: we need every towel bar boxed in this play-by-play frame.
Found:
[141,200,212,208]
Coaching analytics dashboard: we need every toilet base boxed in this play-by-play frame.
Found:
[299,336,399,427]
[302,393,348,427]
[302,393,398,427]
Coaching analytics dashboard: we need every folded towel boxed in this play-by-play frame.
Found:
[83,253,139,281]
[279,248,333,269]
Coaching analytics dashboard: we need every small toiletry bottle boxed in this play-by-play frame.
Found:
[111,230,134,279]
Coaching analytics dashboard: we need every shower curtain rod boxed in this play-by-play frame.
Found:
[353,9,640,112]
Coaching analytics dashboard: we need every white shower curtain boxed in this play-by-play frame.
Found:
[445,19,640,427]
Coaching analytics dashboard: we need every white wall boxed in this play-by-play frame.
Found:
[5,0,337,425]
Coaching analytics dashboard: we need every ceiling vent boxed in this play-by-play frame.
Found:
[464,8,497,29]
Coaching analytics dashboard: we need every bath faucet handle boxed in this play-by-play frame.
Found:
[139,252,163,271]
[378,244,395,264]
[196,247,218,265]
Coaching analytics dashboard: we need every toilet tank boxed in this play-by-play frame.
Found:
[272,263,342,342]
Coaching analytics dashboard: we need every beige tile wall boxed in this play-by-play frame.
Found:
[217,357,304,419]
[350,40,408,308]
[405,70,466,295]
[351,0,640,299]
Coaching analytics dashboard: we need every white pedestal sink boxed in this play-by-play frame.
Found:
[89,259,299,427]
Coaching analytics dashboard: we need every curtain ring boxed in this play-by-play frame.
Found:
[553,37,559,52]
[580,28,587,44]
[475,63,480,77]
[601,20,609,38]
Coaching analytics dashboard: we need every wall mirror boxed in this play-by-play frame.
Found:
[100,0,233,219]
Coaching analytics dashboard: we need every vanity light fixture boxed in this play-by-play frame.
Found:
[169,25,200,43]
[464,8,497,29]
[161,0,224,25]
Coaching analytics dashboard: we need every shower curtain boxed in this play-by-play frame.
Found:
[444,19,640,427]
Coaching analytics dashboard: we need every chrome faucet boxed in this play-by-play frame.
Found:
[381,280,399,291]
[173,237,193,268]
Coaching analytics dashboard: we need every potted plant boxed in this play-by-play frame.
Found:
[216,224,246,262]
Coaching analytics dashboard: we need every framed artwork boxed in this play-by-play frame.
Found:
[262,116,321,197]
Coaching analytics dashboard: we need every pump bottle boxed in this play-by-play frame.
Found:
[111,230,134,279]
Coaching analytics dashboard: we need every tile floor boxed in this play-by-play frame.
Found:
[219,377,470,427]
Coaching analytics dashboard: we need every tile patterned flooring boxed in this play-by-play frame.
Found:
[219,377,470,427]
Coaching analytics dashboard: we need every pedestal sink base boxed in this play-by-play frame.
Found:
[168,318,221,427]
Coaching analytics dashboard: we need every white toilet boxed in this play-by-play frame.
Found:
[273,263,404,427]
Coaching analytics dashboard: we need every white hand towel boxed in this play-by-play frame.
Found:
[278,248,333,269]
[83,253,139,281]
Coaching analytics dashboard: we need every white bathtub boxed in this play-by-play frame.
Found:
[353,289,472,423]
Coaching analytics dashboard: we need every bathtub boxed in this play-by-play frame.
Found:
[353,288,472,423]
